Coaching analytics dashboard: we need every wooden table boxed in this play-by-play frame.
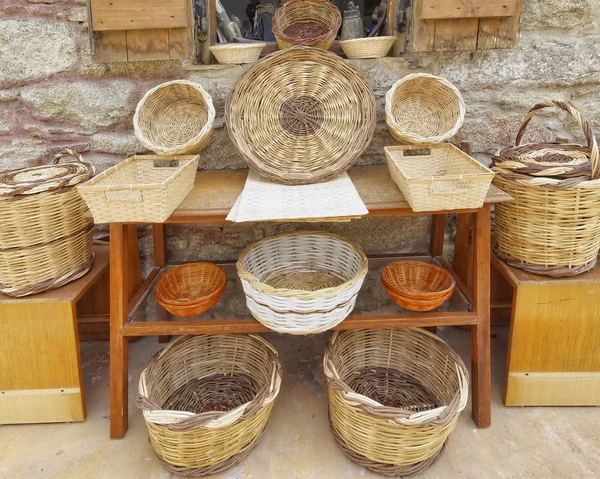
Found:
[109,165,511,438]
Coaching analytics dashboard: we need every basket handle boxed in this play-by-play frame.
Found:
[53,148,85,164]
[515,101,600,179]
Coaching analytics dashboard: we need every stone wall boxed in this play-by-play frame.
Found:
[1,0,599,267]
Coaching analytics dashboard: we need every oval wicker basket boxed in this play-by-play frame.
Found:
[134,80,215,156]
[226,46,376,185]
[236,231,368,334]
[272,0,341,50]
[137,334,282,476]
[381,261,456,312]
[210,42,266,64]
[324,328,469,476]
[386,73,465,145]
[493,101,600,277]
[0,149,95,297]
[156,263,227,318]
[340,36,396,59]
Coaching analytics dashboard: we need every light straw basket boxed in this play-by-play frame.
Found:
[210,42,266,64]
[340,36,396,59]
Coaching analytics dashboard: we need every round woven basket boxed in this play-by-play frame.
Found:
[134,80,215,156]
[137,334,282,476]
[386,73,465,144]
[324,328,468,476]
[226,46,376,185]
[340,36,396,59]
[0,149,95,297]
[493,101,600,277]
[210,42,266,64]
[381,261,455,312]
[272,0,341,50]
[156,263,227,318]
[236,231,368,334]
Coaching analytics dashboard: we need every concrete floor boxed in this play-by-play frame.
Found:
[1,327,599,479]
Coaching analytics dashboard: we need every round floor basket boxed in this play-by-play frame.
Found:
[134,80,215,156]
[0,149,95,297]
[236,231,368,334]
[226,47,376,185]
[324,328,468,476]
[386,73,465,144]
[493,101,600,277]
[272,0,341,50]
[137,334,282,476]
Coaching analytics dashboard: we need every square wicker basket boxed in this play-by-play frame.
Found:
[385,144,494,212]
[78,155,199,223]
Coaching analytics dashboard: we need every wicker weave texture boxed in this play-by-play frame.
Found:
[324,328,468,475]
[381,261,456,312]
[0,150,95,297]
[137,334,281,476]
[226,46,376,185]
[493,101,600,277]
[77,155,199,223]
[210,43,266,64]
[272,0,341,49]
[386,73,465,145]
[236,231,368,334]
[340,36,396,59]
[134,80,215,156]
[156,263,227,318]
[385,144,494,212]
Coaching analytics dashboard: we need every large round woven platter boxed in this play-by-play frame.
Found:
[226,46,376,185]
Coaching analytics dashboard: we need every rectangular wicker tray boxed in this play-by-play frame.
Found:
[78,155,199,223]
[385,144,494,212]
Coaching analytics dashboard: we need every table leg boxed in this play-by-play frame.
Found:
[471,205,492,428]
[153,224,171,344]
[110,224,130,439]
[430,214,446,257]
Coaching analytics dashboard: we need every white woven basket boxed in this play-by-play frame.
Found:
[236,232,368,335]
[210,43,266,64]
[340,36,396,59]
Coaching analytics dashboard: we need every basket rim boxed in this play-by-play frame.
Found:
[339,35,396,46]
[272,0,341,46]
[210,42,266,51]
[155,262,227,306]
[381,260,456,298]
[236,231,368,298]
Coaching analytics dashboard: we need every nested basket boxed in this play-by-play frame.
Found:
[339,36,396,59]
[236,231,368,334]
[226,46,376,185]
[210,42,266,64]
[386,73,465,145]
[493,101,600,277]
[272,0,341,50]
[137,334,282,476]
[0,150,95,297]
[77,155,199,223]
[134,80,215,156]
[324,328,468,476]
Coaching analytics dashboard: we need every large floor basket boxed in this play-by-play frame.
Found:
[236,231,368,334]
[137,334,282,476]
[324,328,468,476]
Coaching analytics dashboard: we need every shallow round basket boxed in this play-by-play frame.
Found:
[272,0,341,50]
[381,261,455,312]
[324,328,468,476]
[137,334,282,476]
[385,73,465,144]
[156,263,227,318]
[236,231,368,334]
[134,80,215,156]
[226,46,376,185]
[210,42,266,64]
[340,36,396,59]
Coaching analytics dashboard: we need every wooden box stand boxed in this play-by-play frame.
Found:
[492,255,600,406]
[0,246,109,424]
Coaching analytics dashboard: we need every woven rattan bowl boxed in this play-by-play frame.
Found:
[340,36,396,59]
[210,42,266,64]
[237,231,368,334]
[137,334,282,476]
[226,46,376,185]
[324,327,468,476]
[134,80,215,156]
[272,0,341,50]
[381,261,456,312]
[156,263,227,318]
[386,73,465,144]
